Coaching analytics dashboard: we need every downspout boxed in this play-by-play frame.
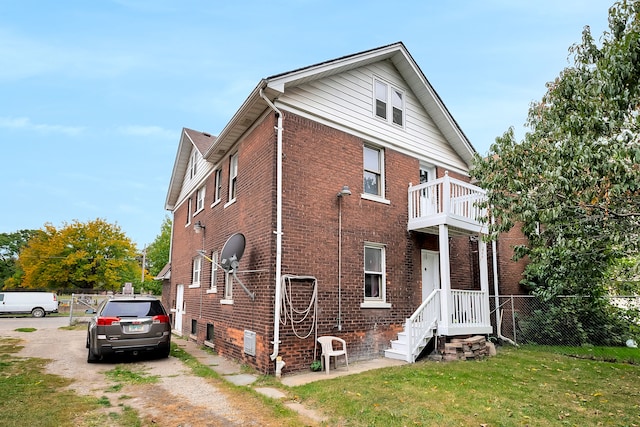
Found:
[491,214,517,346]
[260,88,284,361]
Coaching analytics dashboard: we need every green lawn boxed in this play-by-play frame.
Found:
[2,335,638,426]
[291,346,640,426]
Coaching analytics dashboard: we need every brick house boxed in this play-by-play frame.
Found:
[163,42,520,374]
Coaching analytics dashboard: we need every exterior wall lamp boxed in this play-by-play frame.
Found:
[194,221,206,234]
[337,185,352,197]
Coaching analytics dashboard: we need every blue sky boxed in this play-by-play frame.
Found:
[0,0,612,248]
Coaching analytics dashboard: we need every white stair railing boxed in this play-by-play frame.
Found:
[405,289,440,362]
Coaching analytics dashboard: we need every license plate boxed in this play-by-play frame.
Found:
[128,324,144,332]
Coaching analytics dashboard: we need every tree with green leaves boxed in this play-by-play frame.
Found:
[145,216,171,277]
[14,218,139,292]
[472,0,640,344]
[139,216,172,295]
[0,229,41,289]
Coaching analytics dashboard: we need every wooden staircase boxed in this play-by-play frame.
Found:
[384,290,440,363]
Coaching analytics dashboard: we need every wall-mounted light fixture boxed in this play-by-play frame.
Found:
[194,221,206,234]
[337,185,351,197]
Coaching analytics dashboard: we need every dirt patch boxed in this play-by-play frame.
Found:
[1,319,306,426]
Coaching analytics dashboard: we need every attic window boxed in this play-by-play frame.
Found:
[374,78,404,127]
[189,151,198,179]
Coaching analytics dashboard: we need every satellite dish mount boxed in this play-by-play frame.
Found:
[220,233,254,300]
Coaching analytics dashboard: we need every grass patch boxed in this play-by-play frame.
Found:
[0,337,148,427]
[536,344,640,364]
[292,346,640,426]
[0,349,100,426]
[14,327,37,333]
[104,366,159,385]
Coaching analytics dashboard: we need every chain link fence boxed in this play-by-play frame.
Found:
[57,293,112,325]
[490,295,640,349]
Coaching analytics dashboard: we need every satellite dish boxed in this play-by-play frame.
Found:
[218,233,254,300]
[220,233,245,272]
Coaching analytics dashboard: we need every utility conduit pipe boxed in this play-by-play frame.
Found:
[260,88,284,362]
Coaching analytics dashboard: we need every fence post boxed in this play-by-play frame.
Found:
[510,295,516,344]
[69,293,75,326]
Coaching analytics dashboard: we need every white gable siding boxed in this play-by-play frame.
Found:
[276,61,469,173]
[175,147,214,211]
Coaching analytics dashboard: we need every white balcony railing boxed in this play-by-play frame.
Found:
[450,289,488,326]
[408,173,487,233]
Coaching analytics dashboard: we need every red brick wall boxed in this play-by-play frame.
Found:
[169,111,484,373]
[170,115,278,373]
[495,224,529,295]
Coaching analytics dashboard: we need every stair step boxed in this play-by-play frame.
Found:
[384,348,409,361]
[390,340,408,352]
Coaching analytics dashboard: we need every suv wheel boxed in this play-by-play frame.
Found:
[157,346,171,359]
[87,346,99,363]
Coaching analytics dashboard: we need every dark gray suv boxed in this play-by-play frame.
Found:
[86,296,171,363]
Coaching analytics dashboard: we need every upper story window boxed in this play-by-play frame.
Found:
[228,153,238,202]
[213,169,222,205]
[374,79,404,127]
[185,198,192,226]
[196,186,206,212]
[191,256,202,287]
[363,145,384,197]
[189,151,198,179]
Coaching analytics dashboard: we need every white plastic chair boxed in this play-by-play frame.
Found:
[317,336,349,375]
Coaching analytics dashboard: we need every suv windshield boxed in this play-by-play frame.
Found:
[102,301,165,318]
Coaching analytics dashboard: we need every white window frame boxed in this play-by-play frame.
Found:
[207,251,218,294]
[195,186,206,213]
[212,169,222,207]
[373,78,405,127]
[189,151,198,179]
[362,145,389,203]
[361,243,391,309]
[185,198,192,226]
[221,271,233,304]
[190,256,202,288]
[227,153,238,205]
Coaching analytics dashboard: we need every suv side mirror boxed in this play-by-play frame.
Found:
[85,309,96,315]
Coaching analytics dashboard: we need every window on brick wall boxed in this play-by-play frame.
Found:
[221,271,233,304]
[195,186,205,213]
[191,256,202,288]
[228,152,238,203]
[205,323,214,345]
[212,169,222,206]
[208,251,218,293]
[186,198,192,226]
[361,243,391,309]
[191,319,197,336]
[363,145,386,199]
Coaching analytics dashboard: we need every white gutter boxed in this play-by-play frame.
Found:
[260,88,284,361]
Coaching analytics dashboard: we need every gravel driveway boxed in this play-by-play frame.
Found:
[0,316,303,426]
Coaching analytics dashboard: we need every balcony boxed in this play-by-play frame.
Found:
[408,173,488,235]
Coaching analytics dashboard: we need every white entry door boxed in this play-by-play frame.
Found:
[421,250,440,301]
[174,284,184,335]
